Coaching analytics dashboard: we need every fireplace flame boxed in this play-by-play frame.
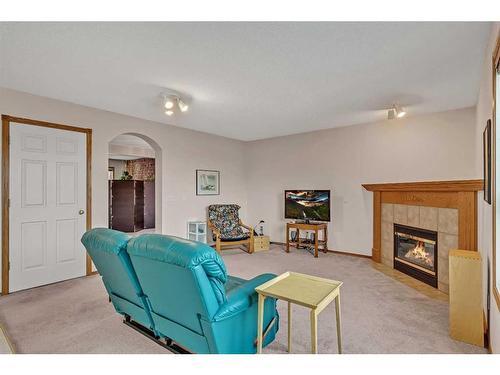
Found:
[404,241,433,266]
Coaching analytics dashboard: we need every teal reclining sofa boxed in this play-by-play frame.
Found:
[81,228,279,354]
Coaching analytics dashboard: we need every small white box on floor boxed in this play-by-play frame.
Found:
[187,221,207,243]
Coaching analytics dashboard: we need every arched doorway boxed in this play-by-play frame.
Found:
[107,133,162,234]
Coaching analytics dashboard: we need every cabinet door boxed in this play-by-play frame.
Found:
[134,181,144,232]
[143,181,155,229]
[110,180,135,232]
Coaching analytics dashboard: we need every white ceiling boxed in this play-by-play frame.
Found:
[0,22,491,141]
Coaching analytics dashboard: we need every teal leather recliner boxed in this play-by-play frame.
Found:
[81,228,279,354]
[81,228,156,334]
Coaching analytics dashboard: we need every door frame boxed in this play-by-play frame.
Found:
[1,115,93,295]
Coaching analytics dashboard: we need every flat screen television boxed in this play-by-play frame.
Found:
[284,190,331,222]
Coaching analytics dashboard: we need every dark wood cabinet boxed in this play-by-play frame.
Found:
[109,180,145,232]
[143,181,155,229]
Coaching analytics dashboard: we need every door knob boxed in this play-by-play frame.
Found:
[78,209,85,215]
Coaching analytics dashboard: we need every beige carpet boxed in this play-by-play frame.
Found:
[0,245,487,354]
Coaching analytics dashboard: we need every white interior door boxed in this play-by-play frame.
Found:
[9,123,87,292]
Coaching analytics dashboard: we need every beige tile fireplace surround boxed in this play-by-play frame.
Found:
[381,203,457,293]
[363,180,484,294]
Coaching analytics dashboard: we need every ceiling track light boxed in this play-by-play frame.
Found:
[388,104,406,120]
[161,91,189,116]
[177,98,189,112]
[164,98,175,110]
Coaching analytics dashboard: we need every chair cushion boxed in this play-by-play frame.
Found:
[208,204,247,240]
[214,233,250,242]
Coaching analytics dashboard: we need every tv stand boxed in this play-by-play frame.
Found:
[296,219,320,225]
[286,222,328,258]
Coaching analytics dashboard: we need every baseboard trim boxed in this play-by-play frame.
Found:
[270,241,286,246]
[327,250,372,259]
[270,242,371,259]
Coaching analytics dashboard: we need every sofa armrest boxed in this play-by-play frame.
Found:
[212,273,276,322]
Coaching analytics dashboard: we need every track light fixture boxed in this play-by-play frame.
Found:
[178,99,189,112]
[164,98,175,110]
[162,91,189,116]
[388,104,406,120]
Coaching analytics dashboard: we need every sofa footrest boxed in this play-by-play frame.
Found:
[123,316,192,354]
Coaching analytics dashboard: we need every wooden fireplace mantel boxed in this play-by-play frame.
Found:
[362,179,483,262]
[362,179,484,193]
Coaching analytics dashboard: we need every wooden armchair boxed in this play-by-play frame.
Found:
[207,204,254,254]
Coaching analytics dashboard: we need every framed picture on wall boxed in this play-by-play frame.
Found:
[484,119,492,204]
[196,169,220,195]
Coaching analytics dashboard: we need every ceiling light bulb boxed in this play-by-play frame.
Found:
[164,99,175,109]
[165,110,174,116]
[388,104,406,120]
[388,108,396,120]
[178,99,189,112]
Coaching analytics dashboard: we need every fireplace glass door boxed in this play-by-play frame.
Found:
[394,224,438,287]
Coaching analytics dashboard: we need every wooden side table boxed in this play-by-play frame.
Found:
[286,222,328,258]
[255,271,343,354]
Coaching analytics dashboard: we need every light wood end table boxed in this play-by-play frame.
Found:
[255,271,343,354]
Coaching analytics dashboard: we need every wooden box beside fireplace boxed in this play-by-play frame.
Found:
[362,180,483,293]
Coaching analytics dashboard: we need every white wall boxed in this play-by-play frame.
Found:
[245,107,477,255]
[0,87,248,293]
[108,159,127,179]
[109,143,155,159]
[475,22,500,354]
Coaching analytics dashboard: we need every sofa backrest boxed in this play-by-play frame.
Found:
[127,234,227,335]
[81,228,144,307]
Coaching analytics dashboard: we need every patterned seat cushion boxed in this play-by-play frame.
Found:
[208,204,249,241]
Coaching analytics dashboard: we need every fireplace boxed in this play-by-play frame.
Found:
[393,224,438,287]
